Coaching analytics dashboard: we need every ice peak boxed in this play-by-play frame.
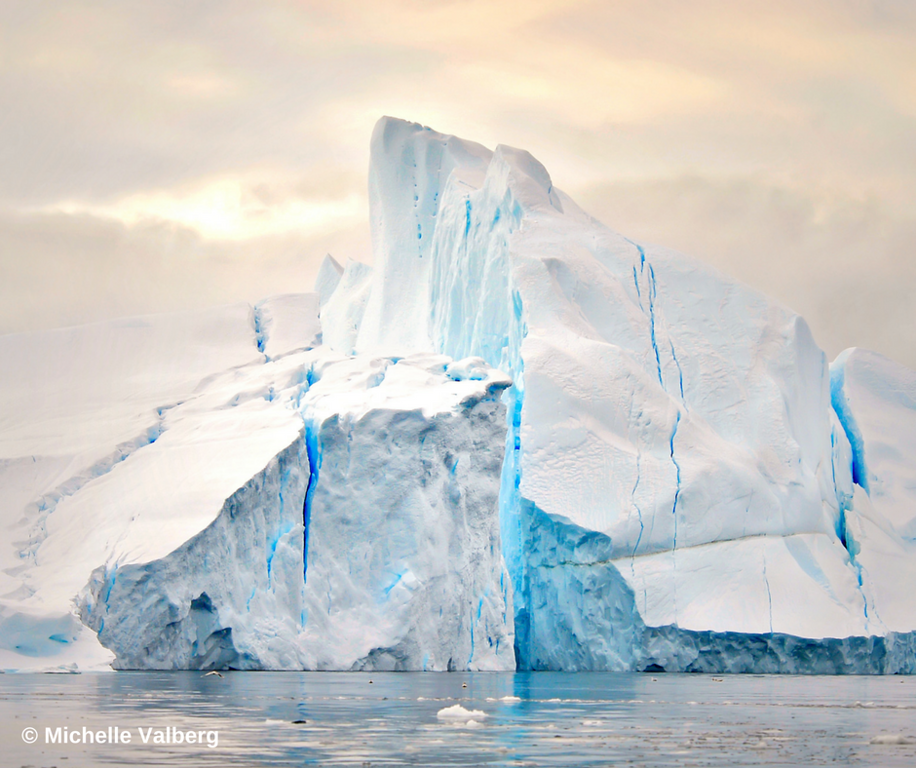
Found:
[491,144,564,214]
[355,118,493,353]
[314,254,343,308]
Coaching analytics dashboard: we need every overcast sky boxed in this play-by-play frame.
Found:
[1,0,914,367]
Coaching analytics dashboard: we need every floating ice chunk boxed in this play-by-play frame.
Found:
[436,705,488,722]
[870,734,913,745]
[6,115,916,675]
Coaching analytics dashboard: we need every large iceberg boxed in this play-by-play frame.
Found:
[323,117,916,672]
[1,116,914,672]
[1,298,513,671]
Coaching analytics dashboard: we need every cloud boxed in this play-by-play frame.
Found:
[0,0,913,368]
[43,173,367,241]
[0,206,370,334]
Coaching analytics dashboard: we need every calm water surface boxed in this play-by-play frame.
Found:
[2,672,915,767]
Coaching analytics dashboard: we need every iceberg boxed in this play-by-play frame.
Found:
[328,117,916,672]
[1,298,513,671]
[0,116,913,672]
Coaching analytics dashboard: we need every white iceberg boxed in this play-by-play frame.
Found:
[329,116,916,672]
[1,116,914,673]
[437,704,489,722]
[1,297,513,671]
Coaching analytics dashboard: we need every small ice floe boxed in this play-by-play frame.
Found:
[870,734,913,745]
[437,704,488,727]
[44,663,81,674]
[500,695,521,702]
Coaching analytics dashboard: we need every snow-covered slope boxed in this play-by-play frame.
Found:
[1,293,512,671]
[0,302,270,670]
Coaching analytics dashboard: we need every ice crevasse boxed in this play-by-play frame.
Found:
[0,116,914,672]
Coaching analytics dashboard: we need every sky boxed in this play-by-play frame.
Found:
[1,0,914,368]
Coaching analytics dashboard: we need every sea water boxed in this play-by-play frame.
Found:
[3,672,915,766]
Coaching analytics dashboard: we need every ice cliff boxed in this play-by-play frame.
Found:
[1,117,914,673]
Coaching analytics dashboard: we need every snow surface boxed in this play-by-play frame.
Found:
[1,116,915,672]
[0,303,266,670]
[254,293,322,360]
